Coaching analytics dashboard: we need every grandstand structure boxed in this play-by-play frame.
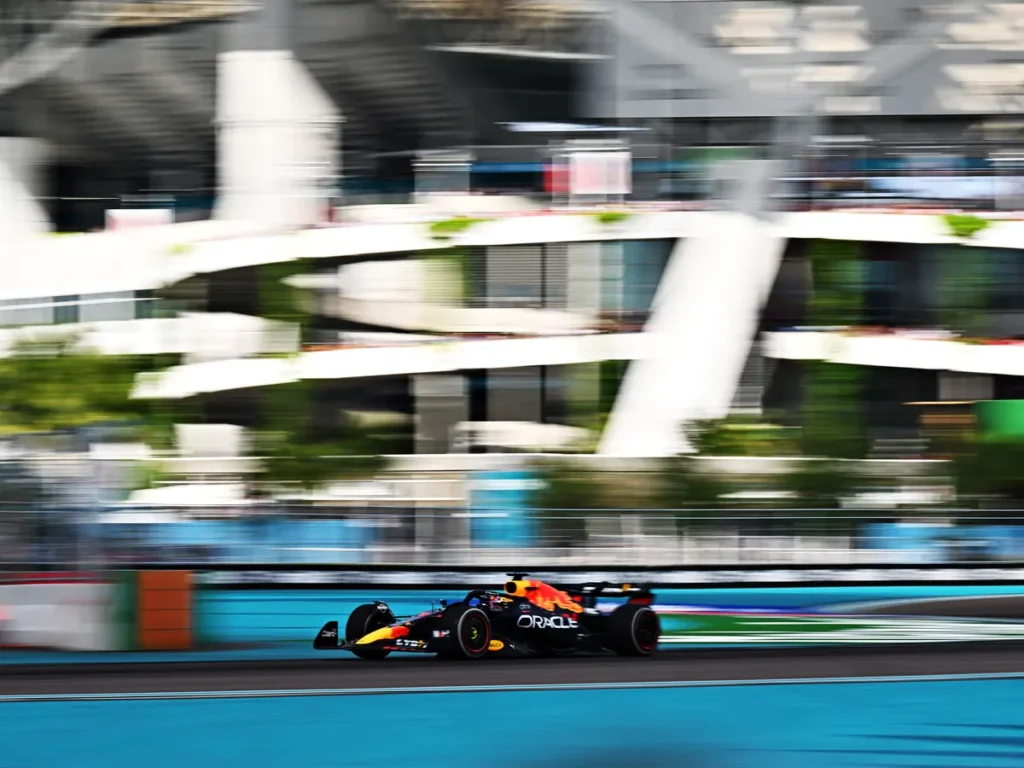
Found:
[2,0,1024,463]
[4,1,1024,224]
[0,0,589,232]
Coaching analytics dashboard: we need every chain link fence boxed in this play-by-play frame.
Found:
[1,503,1019,569]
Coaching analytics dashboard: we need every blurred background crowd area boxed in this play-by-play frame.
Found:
[3,0,1024,570]
[3,0,1024,225]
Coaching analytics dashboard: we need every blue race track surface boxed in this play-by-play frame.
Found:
[3,675,1024,768]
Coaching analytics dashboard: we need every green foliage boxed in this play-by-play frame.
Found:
[530,460,606,511]
[802,240,867,459]
[594,211,630,226]
[253,380,390,492]
[598,359,627,416]
[950,436,1024,506]
[251,265,390,491]
[425,247,475,306]
[428,217,487,241]
[655,455,724,510]
[775,459,862,536]
[259,260,309,333]
[130,461,170,492]
[801,361,868,459]
[167,243,193,257]
[0,334,160,435]
[779,459,855,509]
[687,417,799,457]
[938,246,991,336]
[943,213,990,240]
[527,460,604,543]
[807,239,863,327]
[255,432,387,493]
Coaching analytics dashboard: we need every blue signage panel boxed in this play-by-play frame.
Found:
[468,470,542,548]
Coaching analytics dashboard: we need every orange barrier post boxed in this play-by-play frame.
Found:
[137,570,193,651]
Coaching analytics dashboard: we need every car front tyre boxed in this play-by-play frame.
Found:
[346,603,393,660]
[438,604,491,660]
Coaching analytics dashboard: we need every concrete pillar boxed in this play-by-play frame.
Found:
[599,204,785,456]
[565,242,601,321]
[414,374,468,454]
[0,138,51,242]
[215,0,340,227]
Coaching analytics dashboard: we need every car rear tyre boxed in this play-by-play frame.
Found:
[437,605,491,660]
[607,603,660,656]
[346,603,393,660]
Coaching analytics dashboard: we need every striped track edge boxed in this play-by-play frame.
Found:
[5,672,1024,703]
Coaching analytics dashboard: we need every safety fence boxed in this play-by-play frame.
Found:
[4,509,1024,571]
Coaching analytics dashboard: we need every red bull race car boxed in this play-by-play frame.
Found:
[313,573,661,660]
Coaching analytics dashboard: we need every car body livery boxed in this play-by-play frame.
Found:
[313,573,660,659]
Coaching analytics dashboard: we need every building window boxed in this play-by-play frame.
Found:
[134,290,156,319]
[79,292,135,322]
[54,295,79,325]
[0,298,54,327]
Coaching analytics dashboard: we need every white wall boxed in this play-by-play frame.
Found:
[0,582,114,651]
[0,314,298,361]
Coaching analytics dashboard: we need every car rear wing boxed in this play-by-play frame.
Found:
[570,582,656,607]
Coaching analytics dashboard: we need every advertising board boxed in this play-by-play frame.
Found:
[0,581,114,651]
[195,565,1024,588]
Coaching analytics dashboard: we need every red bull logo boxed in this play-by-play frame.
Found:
[505,580,583,614]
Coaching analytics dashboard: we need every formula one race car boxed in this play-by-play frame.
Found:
[313,573,660,659]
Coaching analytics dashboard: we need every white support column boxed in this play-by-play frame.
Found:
[215,51,339,227]
[597,209,785,457]
[0,138,51,243]
[215,0,340,228]
[565,242,601,322]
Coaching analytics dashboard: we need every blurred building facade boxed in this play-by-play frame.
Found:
[1,0,1024,464]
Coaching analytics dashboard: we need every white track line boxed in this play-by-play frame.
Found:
[5,672,1024,704]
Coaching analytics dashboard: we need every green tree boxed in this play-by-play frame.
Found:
[687,417,800,457]
[248,263,389,493]
[801,240,867,459]
[938,245,991,337]
[780,459,854,509]
[0,334,162,436]
[259,260,312,339]
[942,213,990,240]
[530,460,605,511]
[778,459,860,536]
[656,455,723,512]
[650,423,728,533]
[528,460,603,544]
[950,436,1024,509]
[253,380,388,494]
